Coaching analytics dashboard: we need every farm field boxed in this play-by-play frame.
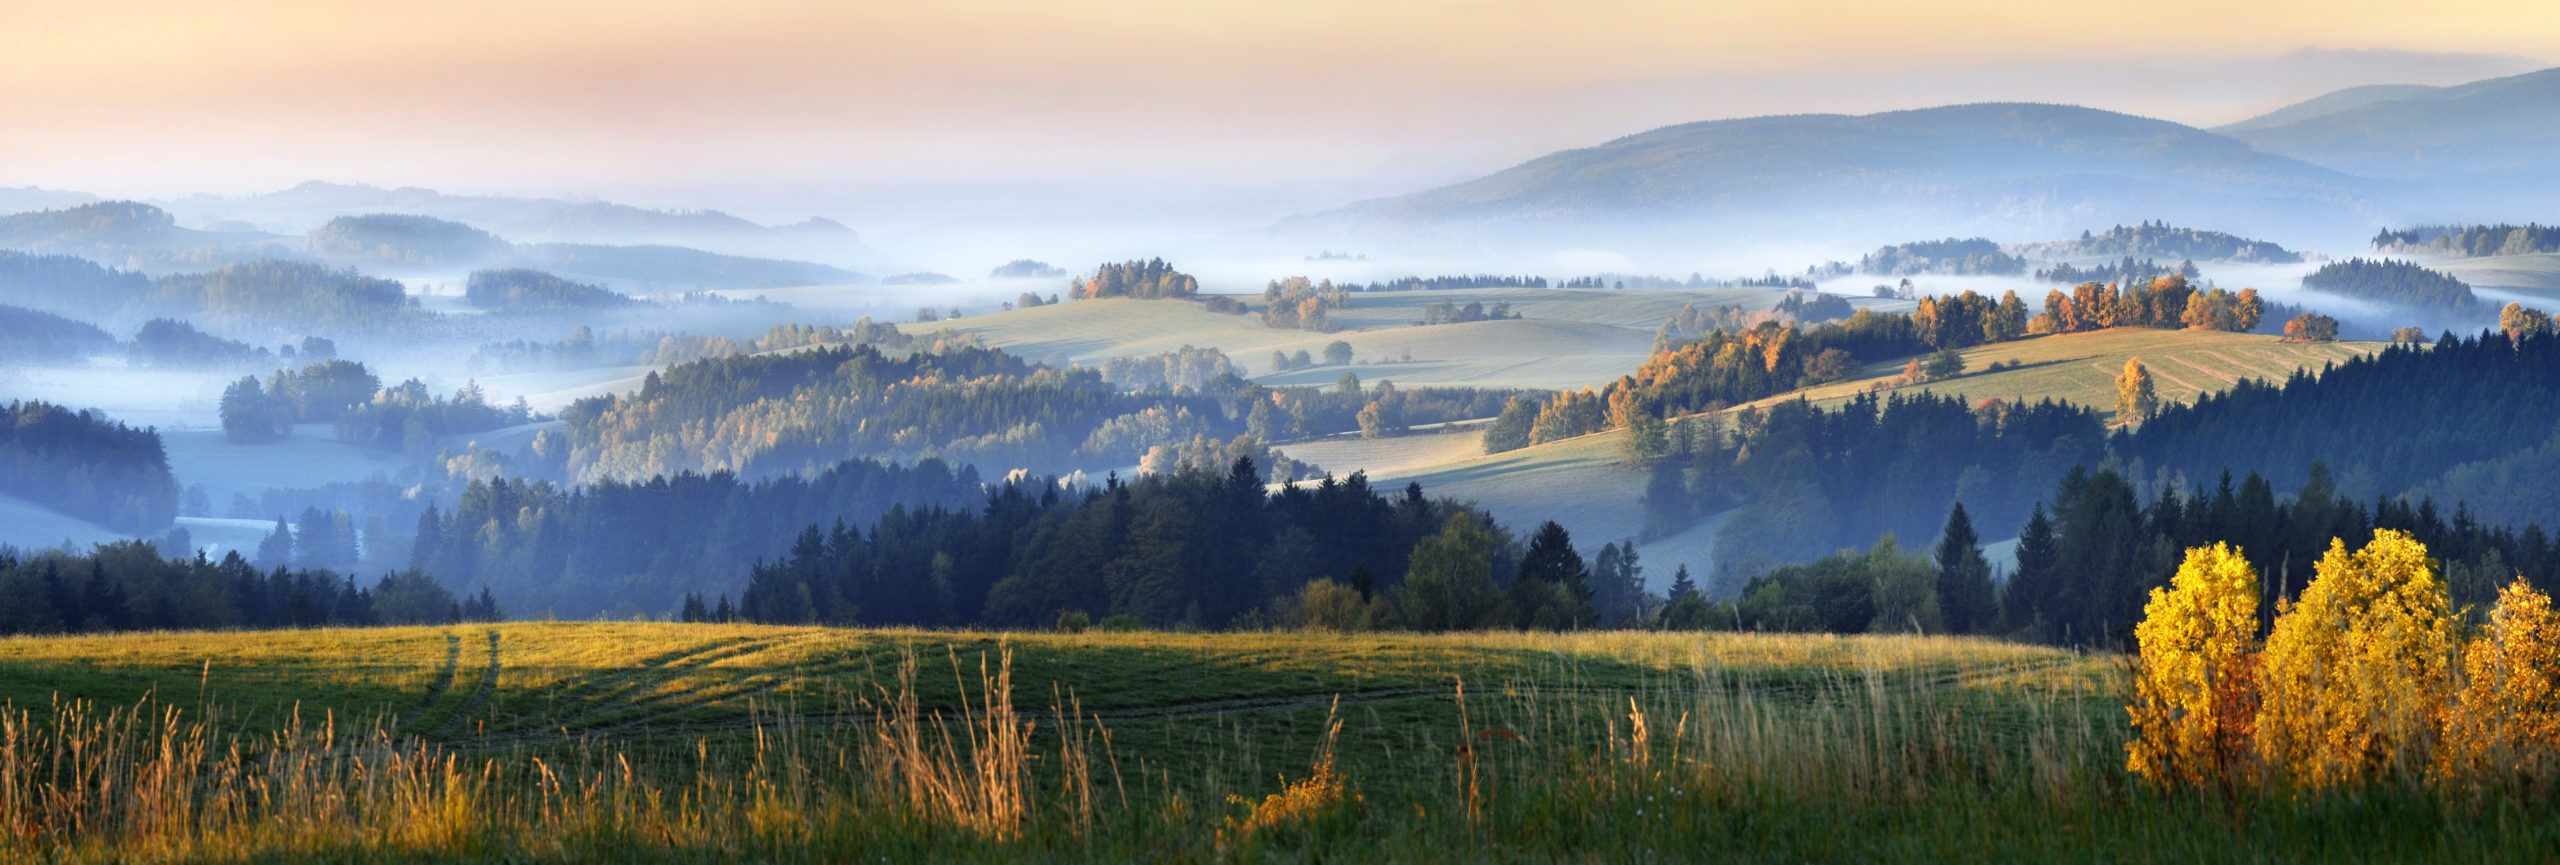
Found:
[5,623,2551,862]
[1743,327,2382,423]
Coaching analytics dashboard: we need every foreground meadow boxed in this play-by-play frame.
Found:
[2,624,2552,862]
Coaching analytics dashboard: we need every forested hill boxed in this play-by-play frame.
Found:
[2298,258,2481,312]
[561,341,1522,484]
[0,304,115,363]
[2117,328,2560,503]
[0,401,179,534]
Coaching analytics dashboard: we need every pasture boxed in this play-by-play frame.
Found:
[3,623,2548,862]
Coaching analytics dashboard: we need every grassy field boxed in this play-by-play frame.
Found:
[893,287,1836,392]
[2431,252,2560,303]
[1747,327,2382,423]
[159,425,406,509]
[4,623,2548,862]
[0,494,127,552]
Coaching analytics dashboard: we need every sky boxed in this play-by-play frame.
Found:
[5,0,2557,231]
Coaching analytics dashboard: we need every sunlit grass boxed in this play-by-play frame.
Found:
[3,624,2552,861]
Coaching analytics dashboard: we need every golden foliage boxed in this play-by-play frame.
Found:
[2128,543,2261,786]
[2255,530,2458,789]
[2437,578,2560,790]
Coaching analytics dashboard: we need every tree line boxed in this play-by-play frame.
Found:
[733,460,1651,632]
[2373,223,2560,258]
[0,541,498,636]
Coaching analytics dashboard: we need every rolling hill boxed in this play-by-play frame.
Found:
[1283,102,2385,254]
[2218,67,2560,183]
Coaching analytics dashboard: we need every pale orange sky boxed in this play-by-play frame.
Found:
[5,0,2556,220]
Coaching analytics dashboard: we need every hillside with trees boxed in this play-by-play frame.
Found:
[0,250,152,318]
[0,401,179,534]
[2299,258,2480,312]
[464,268,636,311]
[0,201,289,271]
[307,214,513,266]
[0,304,114,363]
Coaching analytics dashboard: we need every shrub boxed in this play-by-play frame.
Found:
[2256,530,2457,789]
[2127,543,2261,786]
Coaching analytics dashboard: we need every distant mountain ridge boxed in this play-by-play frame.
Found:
[2218,67,2560,181]
[1284,102,2385,255]
[164,181,871,268]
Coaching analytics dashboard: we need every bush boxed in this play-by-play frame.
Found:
[1054,609,1091,634]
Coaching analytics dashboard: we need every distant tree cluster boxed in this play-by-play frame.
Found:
[308,214,513,265]
[464,268,636,311]
[471,319,927,374]
[0,400,179,534]
[1262,277,1348,331]
[1073,259,1198,300]
[2300,259,2480,312]
[2030,276,2258,334]
[151,259,422,331]
[1096,346,1238,391]
[1419,299,1516,325]
[2019,221,2301,264]
[1336,275,1547,292]
[128,319,271,369]
[0,541,495,636]
[990,259,1068,279]
[1771,289,1853,324]
[1858,238,2026,276]
[2035,257,2199,285]
[2373,224,2560,258]
[333,378,531,459]
[2502,303,2556,340]
[0,304,114,364]
[411,459,985,617]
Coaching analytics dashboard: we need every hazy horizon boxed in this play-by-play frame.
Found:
[9,0,2558,243]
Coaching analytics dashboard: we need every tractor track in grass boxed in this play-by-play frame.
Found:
[404,655,2089,754]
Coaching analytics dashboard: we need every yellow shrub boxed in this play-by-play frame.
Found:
[2256,530,2458,789]
[2437,578,2560,790]
[2128,543,2261,786]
